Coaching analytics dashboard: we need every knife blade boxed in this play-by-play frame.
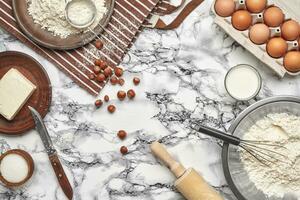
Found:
[28,106,73,200]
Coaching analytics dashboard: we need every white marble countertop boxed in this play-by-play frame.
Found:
[1,0,300,199]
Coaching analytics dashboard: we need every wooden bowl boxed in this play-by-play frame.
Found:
[0,149,34,188]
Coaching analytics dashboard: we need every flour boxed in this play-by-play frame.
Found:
[66,0,95,26]
[27,0,107,38]
[241,113,300,199]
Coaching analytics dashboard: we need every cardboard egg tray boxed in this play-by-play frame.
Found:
[212,0,300,77]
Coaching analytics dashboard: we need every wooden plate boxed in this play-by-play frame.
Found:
[12,0,115,50]
[0,51,52,135]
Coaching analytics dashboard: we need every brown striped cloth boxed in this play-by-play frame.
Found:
[0,0,160,96]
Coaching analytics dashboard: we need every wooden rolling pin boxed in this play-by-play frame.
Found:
[150,141,223,200]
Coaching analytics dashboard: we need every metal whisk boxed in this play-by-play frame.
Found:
[191,124,287,166]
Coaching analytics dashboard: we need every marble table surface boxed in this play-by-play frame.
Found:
[1,0,300,199]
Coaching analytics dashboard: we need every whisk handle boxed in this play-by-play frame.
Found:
[196,125,241,146]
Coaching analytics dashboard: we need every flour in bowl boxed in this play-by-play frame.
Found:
[241,113,300,198]
[27,0,107,38]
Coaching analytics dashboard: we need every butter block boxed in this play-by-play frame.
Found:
[0,68,36,120]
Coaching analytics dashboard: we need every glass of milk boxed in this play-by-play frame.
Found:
[0,149,34,187]
[224,64,262,101]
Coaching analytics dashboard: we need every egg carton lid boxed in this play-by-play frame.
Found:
[274,0,300,22]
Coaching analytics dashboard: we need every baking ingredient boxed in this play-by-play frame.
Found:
[246,0,267,13]
[110,76,118,85]
[107,105,116,113]
[133,77,140,85]
[281,20,300,41]
[89,73,95,80]
[95,40,103,49]
[266,37,287,58]
[117,91,126,101]
[240,113,300,198]
[66,0,95,27]
[0,153,29,183]
[114,67,123,77]
[120,146,128,155]
[231,10,252,31]
[118,78,125,86]
[99,60,107,70]
[93,65,101,74]
[214,0,235,17]
[104,67,112,77]
[27,0,107,38]
[104,95,109,102]
[249,23,270,44]
[225,65,261,100]
[117,130,127,140]
[283,51,300,72]
[0,68,36,121]
[127,89,136,99]
[94,99,103,108]
[96,74,106,82]
[263,6,284,27]
[94,59,102,66]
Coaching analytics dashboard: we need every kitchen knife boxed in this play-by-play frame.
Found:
[28,106,73,200]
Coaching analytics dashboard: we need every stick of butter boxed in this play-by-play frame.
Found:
[0,68,36,121]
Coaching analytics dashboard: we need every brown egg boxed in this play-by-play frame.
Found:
[281,20,300,41]
[263,6,284,27]
[214,0,235,17]
[232,10,252,31]
[266,37,287,58]
[284,51,300,72]
[249,23,270,44]
[246,0,267,13]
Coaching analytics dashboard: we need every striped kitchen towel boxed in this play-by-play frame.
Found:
[0,0,160,96]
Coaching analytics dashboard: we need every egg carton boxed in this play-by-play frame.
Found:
[212,0,300,77]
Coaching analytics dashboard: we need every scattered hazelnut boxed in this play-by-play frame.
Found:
[95,99,103,108]
[96,74,106,82]
[99,61,107,70]
[133,77,140,85]
[95,40,103,49]
[114,67,123,77]
[118,78,125,86]
[104,67,113,77]
[104,95,109,102]
[94,59,102,66]
[117,130,127,140]
[127,89,136,99]
[107,105,116,113]
[117,90,126,101]
[120,146,128,155]
[89,73,95,80]
[93,65,101,74]
[110,76,118,85]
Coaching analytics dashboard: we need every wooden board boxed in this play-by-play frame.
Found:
[12,0,115,50]
[212,0,300,78]
[0,51,52,135]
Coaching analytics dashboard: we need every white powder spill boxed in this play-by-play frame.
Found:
[241,113,300,199]
[0,153,29,183]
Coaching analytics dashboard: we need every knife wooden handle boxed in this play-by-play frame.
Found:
[49,153,73,200]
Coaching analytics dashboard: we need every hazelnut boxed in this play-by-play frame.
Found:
[96,74,106,82]
[99,61,107,70]
[104,67,113,77]
[95,99,103,108]
[104,95,109,102]
[114,67,123,77]
[89,73,95,80]
[107,105,116,113]
[117,90,126,101]
[117,130,127,140]
[95,40,103,49]
[127,89,136,99]
[120,146,128,155]
[94,59,102,66]
[133,77,140,85]
[110,76,118,85]
[93,65,101,74]
[118,78,125,86]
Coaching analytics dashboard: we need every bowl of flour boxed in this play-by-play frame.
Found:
[222,96,300,200]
